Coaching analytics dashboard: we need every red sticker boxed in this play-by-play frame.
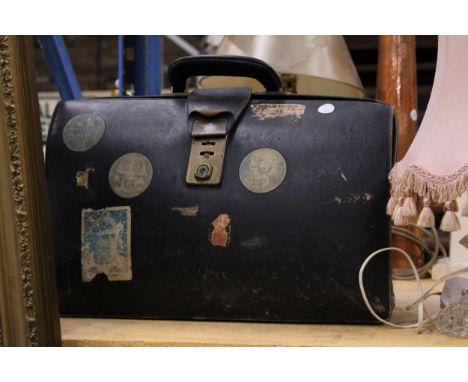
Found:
[209,214,231,247]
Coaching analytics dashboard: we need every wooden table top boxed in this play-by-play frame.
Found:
[60,279,468,346]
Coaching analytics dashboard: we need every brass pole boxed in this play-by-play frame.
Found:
[377,35,423,270]
[0,36,61,346]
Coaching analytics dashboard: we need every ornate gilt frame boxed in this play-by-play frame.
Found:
[0,35,61,346]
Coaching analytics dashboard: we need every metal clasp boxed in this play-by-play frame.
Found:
[186,117,228,186]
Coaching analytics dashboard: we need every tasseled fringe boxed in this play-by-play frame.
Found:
[452,199,459,213]
[389,163,468,203]
[416,198,435,228]
[386,196,397,216]
[402,191,418,218]
[393,197,410,226]
[443,199,459,213]
[392,197,402,221]
[440,201,461,232]
[462,192,468,217]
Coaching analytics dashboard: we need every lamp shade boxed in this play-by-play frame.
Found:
[200,35,365,97]
[388,36,468,231]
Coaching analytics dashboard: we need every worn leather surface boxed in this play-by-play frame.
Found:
[46,93,395,323]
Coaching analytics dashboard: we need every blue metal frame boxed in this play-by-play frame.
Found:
[38,36,82,100]
[117,36,125,96]
[118,35,162,96]
[134,36,162,96]
[39,35,162,99]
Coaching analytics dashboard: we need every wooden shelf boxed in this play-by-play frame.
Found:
[60,280,467,346]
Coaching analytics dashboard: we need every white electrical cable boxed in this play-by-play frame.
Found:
[359,247,427,333]
[359,247,468,334]
[405,266,468,310]
[391,225,445,280]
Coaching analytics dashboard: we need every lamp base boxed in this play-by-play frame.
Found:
[432,195,468,280]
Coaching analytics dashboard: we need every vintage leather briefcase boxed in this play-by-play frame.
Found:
[46,56,395,323]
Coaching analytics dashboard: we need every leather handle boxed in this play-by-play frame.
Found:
[168,55,282,93]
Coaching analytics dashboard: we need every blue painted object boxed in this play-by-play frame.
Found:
[134,36,162,95]
[118,36,162,96]
[117,35,125,96]
[38,36,82,100]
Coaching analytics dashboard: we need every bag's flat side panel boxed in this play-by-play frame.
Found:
[46,97,393,323]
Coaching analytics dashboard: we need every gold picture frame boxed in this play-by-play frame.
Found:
[0,35,61,346]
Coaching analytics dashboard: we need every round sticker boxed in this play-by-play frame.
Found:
[239,148,287,194]
[62,114,106,152]
[318,103,335,114]
[108,153,153,198]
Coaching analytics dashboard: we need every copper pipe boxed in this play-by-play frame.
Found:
[377,35,424,270]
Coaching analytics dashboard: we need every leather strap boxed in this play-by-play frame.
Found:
[187,87,252,137]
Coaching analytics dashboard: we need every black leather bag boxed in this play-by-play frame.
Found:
[46,56,395,323]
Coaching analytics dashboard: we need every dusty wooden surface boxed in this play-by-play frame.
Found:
[60,280,467,346]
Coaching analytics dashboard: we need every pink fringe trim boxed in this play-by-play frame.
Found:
[416,198,435,228]
[440,201,461,232]
[462,194,468,217]
[389,162,468,203]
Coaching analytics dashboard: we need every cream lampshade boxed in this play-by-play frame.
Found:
[199,35,365,97]
[385,36,468,278]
